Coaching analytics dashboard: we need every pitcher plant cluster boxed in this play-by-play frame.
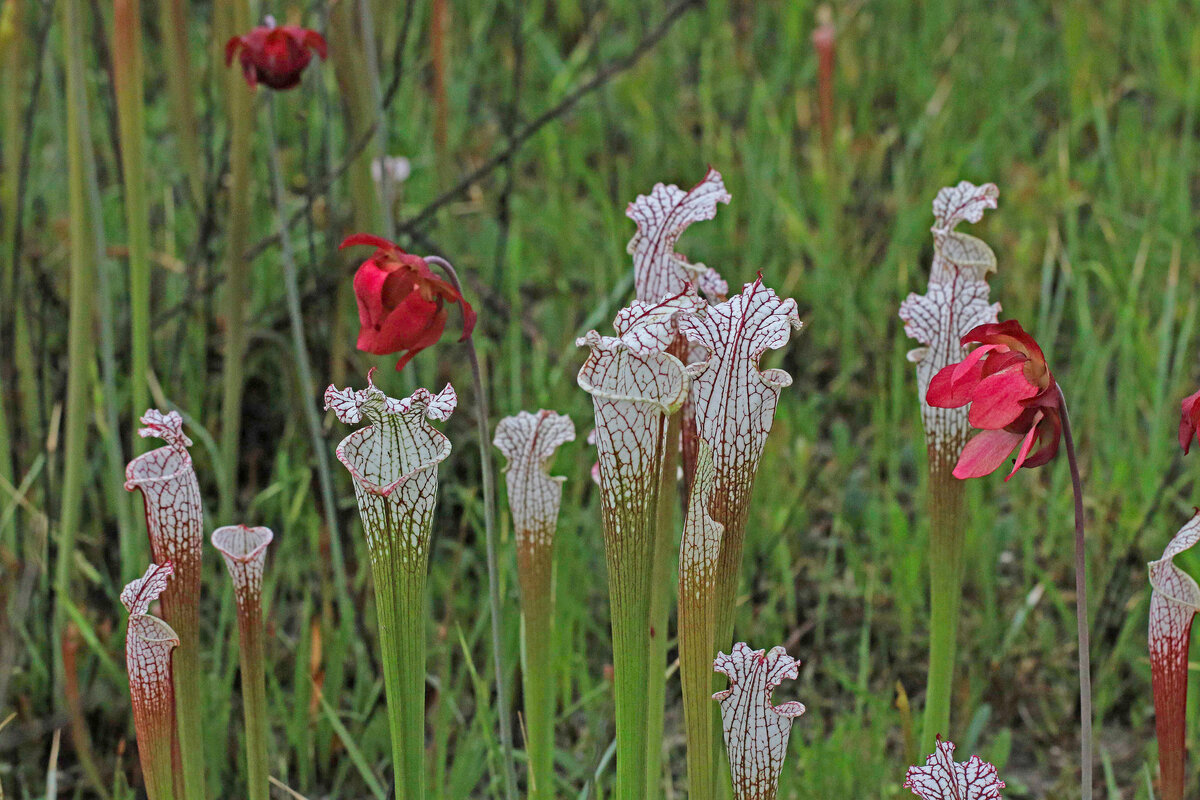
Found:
[83,24,1189,792]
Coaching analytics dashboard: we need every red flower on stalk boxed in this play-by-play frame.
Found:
[926,320,1061,480]
[341,234,476,371]
[225,18,327,91]
[1179,389,1200,454]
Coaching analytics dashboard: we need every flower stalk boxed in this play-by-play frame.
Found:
[125,411,206,800]
[425,255,518,800]
[325,373,457,800]
[1058,389,1092,799]
[122,562,180,800]
[212,525,274,800]
[494,410,575,800]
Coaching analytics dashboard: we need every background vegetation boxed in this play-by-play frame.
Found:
[2,0,1199,797]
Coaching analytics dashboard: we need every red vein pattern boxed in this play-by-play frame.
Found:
[577,302,691,797]
[325,368,455,799]
[125,410,204,644]
[325,368,455,573]
[212,525,274,611]
[626,168,731,493]
[898,181,1002,457]
[627,167,731,304]
[903,737,1005,800]
[679,278,802,646]
[1148,513,1200,800]
[493,409,575,798]
[712,642,805,800]
[494,410,575,552]
[124,409,204,794]
[122,562,179,800]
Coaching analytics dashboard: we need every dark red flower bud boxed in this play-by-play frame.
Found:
[341,234,476,371]
[225,20,327,91]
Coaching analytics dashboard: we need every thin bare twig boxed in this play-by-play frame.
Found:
[242,0,701,261]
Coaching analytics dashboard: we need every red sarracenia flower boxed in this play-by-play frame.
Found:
[1179,389,1200,454]
[225,18,327,91]
[926,319,1061,480]
[341,234,476,371]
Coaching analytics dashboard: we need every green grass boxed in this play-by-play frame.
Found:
[1,0,1199,797]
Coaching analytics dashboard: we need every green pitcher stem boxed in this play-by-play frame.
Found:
[235,602,270,800]
[426,256,518,800]
[609,557,651,800]
[679,574,716,800]
[372,556,428,800]
[920,451,966,750]
[162,590,205,800]
[645,412,679,800]
[519,554,554,800]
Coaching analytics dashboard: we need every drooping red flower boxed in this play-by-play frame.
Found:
[225,19,327,91]
[926,319,1062,480]
[1179,389,1200,454]
[341,234,476,371]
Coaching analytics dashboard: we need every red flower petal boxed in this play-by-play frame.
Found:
[953,429,1023,479]
[224,36,243,67]
[456,297,477,341]
[966,367,1039,429]
[341,232,398,252]
[301,28,328,59]
[1005,410,1044,480]
[927,360,982,408]
[950,343,1000,386]
[1180,390,1200,455]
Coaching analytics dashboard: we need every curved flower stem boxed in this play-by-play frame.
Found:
[263,95,348,599]
[1058,386,1092,800]
[426,255,518,800]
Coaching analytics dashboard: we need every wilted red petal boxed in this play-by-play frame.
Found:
[953,429,1023,479]
[967,367,1038,429]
